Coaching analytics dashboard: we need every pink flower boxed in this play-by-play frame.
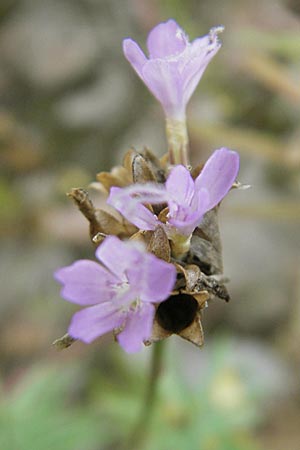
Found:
[108,148,239,237]
[54,236,176,353]
[123,19,223,120]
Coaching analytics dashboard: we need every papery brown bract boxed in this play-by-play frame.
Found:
[67,188,137,244]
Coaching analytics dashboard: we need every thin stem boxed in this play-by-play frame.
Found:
[170,233,192,259]
[166,117,189,166]
[124,341,165,450]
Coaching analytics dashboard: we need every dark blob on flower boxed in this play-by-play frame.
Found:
[156,293,198,333]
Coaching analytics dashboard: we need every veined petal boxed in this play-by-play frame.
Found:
[182,44,221,106]
[189,26,223,60]
[123,38,147,78]
[146,19,188,58]
[109,183,168,203]
[189,35,211,56]
[142,59,184,118]
[96,235,144,281]
[166,165,195,206]
[182,26,222,105]
[68,302,124,344]
[54,260,117,305]
[195,148,239,211]
[127,252,176,303]
[108,185,168,231]
[117,303,155,353]
[168,187,210,236]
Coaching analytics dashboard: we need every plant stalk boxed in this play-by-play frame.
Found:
[124,341,165,450]
[166,117,189,166]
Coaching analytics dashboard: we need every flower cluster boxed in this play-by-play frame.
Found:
[55,19,241,353]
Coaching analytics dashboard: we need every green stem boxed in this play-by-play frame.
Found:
[166,117,189,166]
[124,341,165,450]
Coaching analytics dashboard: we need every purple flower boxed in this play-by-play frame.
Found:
[54,236,176,353]
[123,19,223,120]
[108,148,239,237]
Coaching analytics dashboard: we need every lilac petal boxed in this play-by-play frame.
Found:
[168,187,210,236]
[188,27,223,62]
[182,28,222,105]
[195,148,239,211]
[182,44,221,106]
[109,184,168,204]
[142,59,184,118]
[96,235,143,281]
[117,303,155,353]
[127,252,176,303]
[54,260,117,305]
[189,35,211,56]
[123,38,147,78]
[68,302,124,344]
[146,19,188,59]
[107,185,166,231]
[166,165,195,208]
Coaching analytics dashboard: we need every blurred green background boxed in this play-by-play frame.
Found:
[0,0,299,449]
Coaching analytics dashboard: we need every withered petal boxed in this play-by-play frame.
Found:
[145,316,172,345]
[175,263,201,292]
[93,209,132,237]
[122,148,139,173]
[147,225,171,261]
[53,333,77,350]
[159,153,169,169]
[96,167,132,192]
[157,206,169,224]
[129,230,152,245]
[132,153,157,183]
[191,291,210,309]
[67,188,108,242]
[189,208,223,275]
[67,188,96,222]
[178,313,204,347]
[143,148,167,182]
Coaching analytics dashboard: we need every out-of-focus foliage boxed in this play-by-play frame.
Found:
[0,340,263,450]
[99,339,262,450]
[0,365,106,450]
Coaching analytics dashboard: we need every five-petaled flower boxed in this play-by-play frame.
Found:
[54,236,176,353]
[108,147,239,239]
[123,19,223,120]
